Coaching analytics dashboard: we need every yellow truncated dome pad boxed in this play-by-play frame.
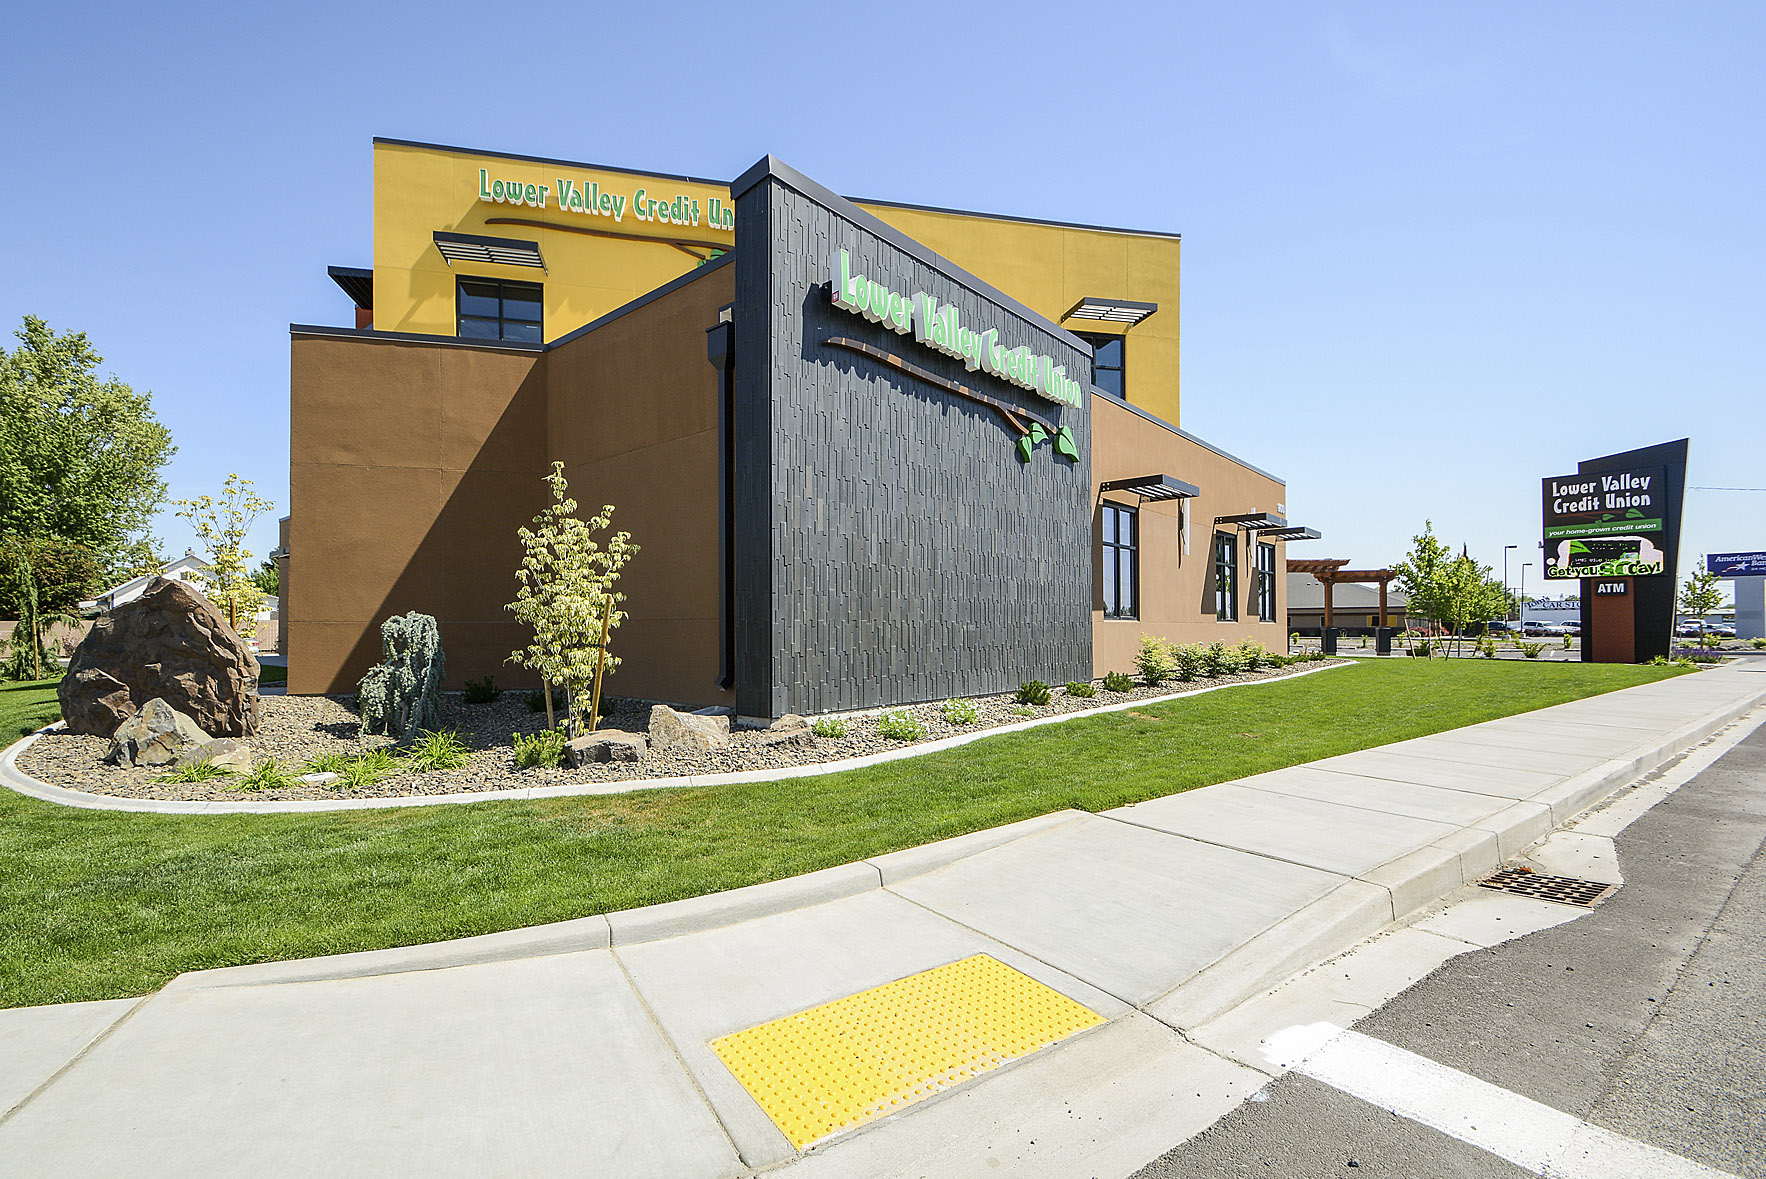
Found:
[711,954,1105,1149]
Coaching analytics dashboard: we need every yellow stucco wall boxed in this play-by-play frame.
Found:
[367,142,1183,424]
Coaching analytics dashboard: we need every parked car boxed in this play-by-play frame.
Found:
[1486,620,1520,634]
[1676,621,1707,638]
[1524,621,1573,636]
[1707,624,1737,639]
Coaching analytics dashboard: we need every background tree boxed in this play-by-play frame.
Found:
[251,558,279,597]
[174,474,274,633]
[0,535,102,619]
[506,462,639,737]
[0,539,81,681]
[1678,562,1726,650]
[0,316,175,581]
[1395,522,1509,658]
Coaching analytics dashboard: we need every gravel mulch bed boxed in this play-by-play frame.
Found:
[17,661,1346,804]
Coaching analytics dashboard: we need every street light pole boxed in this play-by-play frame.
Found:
[1504,545,1518,621]
[1521,563,1532,627]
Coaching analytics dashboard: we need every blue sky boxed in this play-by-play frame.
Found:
[3,2,1760,601]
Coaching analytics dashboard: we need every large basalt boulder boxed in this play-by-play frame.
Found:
[107,698,210,767]
[59,577,260,737]
[648,704,731,754]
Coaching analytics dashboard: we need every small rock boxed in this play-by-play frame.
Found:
[300,772,339,786]
[178,739,254,773]
[107,699,209,766]
[566,729,648,766]
[648,705,730,754]
[755,727,815,750]
[768,713,811,732]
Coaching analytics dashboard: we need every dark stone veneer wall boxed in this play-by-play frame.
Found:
[732,164,1093,718]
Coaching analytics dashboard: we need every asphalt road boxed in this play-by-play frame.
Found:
[1135,720,1766,1178]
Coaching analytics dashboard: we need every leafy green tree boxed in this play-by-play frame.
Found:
[251,558,279,597]
[0,535,102,618]
[174,474,274,633]
[1678,563,1726,649]
[0,316,175,580]
[1394,522,1509,658]
[506,462,639,737]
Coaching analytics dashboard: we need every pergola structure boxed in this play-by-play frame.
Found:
[1289,558,1400,630]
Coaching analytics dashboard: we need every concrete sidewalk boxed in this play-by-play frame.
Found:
[2,664,1763,1178]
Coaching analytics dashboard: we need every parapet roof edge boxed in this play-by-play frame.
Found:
[373,137,730,188]
[373,138,1180,242]
[1098,394,1287,486]
[731,154,1092,356]
[546,252,734,349]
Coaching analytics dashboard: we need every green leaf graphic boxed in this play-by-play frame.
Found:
[1015,435,1033,464]
[1053,427,1079,461]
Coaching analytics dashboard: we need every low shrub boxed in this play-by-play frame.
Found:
[1686,652,1722,664]
[1172,642,1207,682]
[1236,640,1271,671]
[463,676,500,704]
[1063,681,1096,698]
[1519,641,1546,659]
[161,760,234,783]
[812,715,849,738]
[406,728,470,772]
[1102,670,1135,693]
[512,728,566,768]
[1008,704,1036,717]
[1135,635,1174,686]
[1203,641,1237,677]
[942,697,980,725]
[1014,680,1052,706]
[235,757,301,792]
[1752,638,1766,650]
[524,687,567,714]
[877,709,926,741]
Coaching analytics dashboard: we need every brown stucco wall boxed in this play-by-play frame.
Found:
[288,264,734,702]
[287,335,548,694]
[546,264,735,709]
[1090,397,1290,677]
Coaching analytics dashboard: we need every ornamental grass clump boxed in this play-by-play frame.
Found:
[235,757,301,793]
[357,612,446,740]
[161,760,234,783]
[405,729,470,773]
[336,748,401,790]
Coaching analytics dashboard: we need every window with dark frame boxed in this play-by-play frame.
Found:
[1255,542,1276,622]
[1102,502,1138,619]
[1214,531,1238,621]
[457,277,543,342]
[1076,332,1125,400]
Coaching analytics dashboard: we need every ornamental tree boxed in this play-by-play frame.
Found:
[1394,522,1509,659]
[174,474,274,633]
[1678,563,1726,649]
[505,462,639,738]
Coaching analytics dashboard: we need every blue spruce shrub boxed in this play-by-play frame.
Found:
[358,612,446,740]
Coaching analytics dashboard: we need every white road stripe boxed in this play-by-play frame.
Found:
[1263,1023,1737,1179]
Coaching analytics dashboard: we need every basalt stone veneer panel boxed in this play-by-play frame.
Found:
[732,165,1092,717]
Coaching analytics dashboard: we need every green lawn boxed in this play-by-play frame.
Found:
[2,678,62,738]
[0,659,1687,1009]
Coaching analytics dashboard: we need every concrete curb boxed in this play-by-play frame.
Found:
[0,662,1347,815]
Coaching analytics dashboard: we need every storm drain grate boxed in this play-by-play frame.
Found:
[1478,867,1618,907]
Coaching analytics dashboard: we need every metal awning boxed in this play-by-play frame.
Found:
[433,231,545,270]
[327,266,373,309]
[1063,297,1159,327]
[1215,511,1288,530]
[1260,526,1322,542]
[1100,474,1200,502]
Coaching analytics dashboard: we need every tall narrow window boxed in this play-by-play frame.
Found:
[457,277,543,342]
[1102,502,1138,619]
[1214,531,1238,621]
[1076,332,1125,400]
[1255,542,1276,622]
